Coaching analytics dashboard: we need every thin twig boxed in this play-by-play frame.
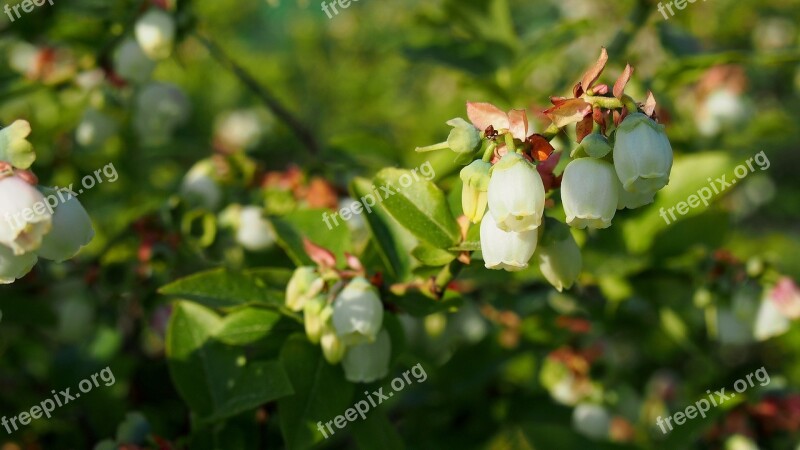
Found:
[195,33,321,156]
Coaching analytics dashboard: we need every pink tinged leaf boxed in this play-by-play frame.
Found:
[537,152,561,191]
[550,96,568,106]
[467,102,509,132]
[581,47,609,92]
[576,114,594,143]
[303,238,336,268]
[592,84,609,95]
[544,98,592,128]
[643,91,658,118]
[507,109,529,140]
[344,252,364,272]
[613,64,634,99]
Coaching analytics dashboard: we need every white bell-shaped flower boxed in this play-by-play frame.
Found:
[613,113,673,194]
[561,158,618,230]
[0,244,37,284]
[113,38,156,84]
[479,212,538,272]
[135,9,176,60]
[0,175,52,255]
[235,206,274,252]
[616,176,656,210]
[181,159,222,211]
[487,152,545,232]
[332,277,384,345]
[37,190,94,262]
[342,329,391,383]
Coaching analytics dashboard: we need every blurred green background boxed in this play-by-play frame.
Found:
[1,0,800,448]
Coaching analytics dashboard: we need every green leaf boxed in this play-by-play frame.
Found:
[411,244,457,267]
[373,168,460,249]
[269,209,353,267]
[159,268,289,310]
[166,302,294,423]
[622,152,737,253]
[350,177,416,281]
[387,290,463,317]
[351,409,405,450]
[278,335,355,450]
[216,308,283,346]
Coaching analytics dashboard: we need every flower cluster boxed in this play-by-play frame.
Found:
[285,240,390,383]
[0,121,94,284]
[417,49,674,292]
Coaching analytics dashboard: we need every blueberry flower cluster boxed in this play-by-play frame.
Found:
[285,243,390,383]
[0,121,94,284]
[416,49,674,292]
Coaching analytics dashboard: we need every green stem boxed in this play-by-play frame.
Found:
[194,32,321,156]
[481,141,497,162]
[583,95,624,110]
[504,133,517,153]
[433,259,464,299]
[415,141,450,153]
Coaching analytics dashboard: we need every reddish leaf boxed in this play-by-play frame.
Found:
[613,63,634,99]
[593,107,608,135]
[544,98,592,128]
[592,84,609,95]
[576,114,594,143]
[581,47,608,92]
[466,102,509,131]
[536,152,561,191]
[573,82,584,98]
[303,238,336,268]
[643,91,658,118]
[550,96,568,106]
[527,134,556,162]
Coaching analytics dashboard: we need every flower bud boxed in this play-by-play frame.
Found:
[37,190,94,262]
[285,266,323,312]
[135,9,176,60]
[446,118,481,155]
[561,158,618,230]
[332,277,384,345]
[134,83,190,146]
[487,152,545,232]
[304,295,330,344]
[235,206,274,252]
[113,38,156,84]
[615,176,656,210]
[321,327,347,364]
[460,160,490,223]
[0,244,37,284]
[0,120,35,169]
[0,175,52,255]
[613,113,673,194]
[181,159,222,210]
[479,212,538,272]
[342,329,391,383]
[572,133,612,159]
[537,219,581,292]
[572,403,610,440]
